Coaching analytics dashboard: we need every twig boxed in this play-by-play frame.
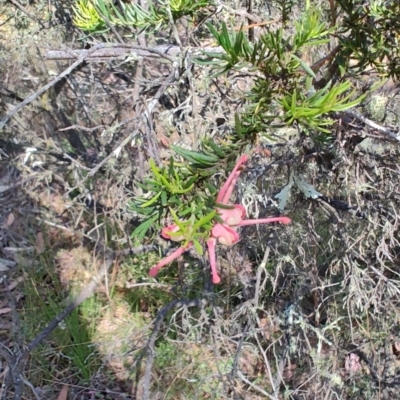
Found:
[133,14,147,178]
[341,109,400,142]
[19,375,42,400]
[57,124,104,132]
[93,1,125,44]
[142,298,208,400]
[254,334,279,400]
[247,0,253,41]
[235,19,278,32]
[237,370,277,400]
[254,246,270,306]
[60,153,92,171]
[142,69,178,165]
[0,343,14,399]
[229,322,250,381]
[311,45,341,73]
[0,44,108,130]
[2,276,24,400]
[44,45,225,61]
[165,3,183,48]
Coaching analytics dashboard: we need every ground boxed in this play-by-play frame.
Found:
[1,1,400,399]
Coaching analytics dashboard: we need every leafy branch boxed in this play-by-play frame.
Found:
[73,0,212,33]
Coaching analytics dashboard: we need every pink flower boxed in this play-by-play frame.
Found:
[149,154,291,284]
[161,224,185,241]
[149,242,192,278]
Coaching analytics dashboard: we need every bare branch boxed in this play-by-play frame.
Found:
[44,45,224,62]
[342,109,400,141]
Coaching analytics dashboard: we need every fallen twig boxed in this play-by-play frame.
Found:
[44,45,224,61]
[341,109,400,142]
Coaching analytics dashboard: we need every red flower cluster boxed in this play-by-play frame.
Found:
[149,154,291,284]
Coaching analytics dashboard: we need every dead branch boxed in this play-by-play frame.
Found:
[44,45,224,61]
[341,109,400,142]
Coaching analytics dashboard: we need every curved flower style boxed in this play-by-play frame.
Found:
[149,154,291,284]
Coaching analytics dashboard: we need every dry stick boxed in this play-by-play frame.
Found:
[57,124,105,132]
[341,109,400,142]
[235,19,278,32]
[142,298,208,400]
[253,246,270,306]
[165,3,183,48]
[229,321,250,383]
[44,45,224,61]
[237,370,277,400]
[93,1,125,44]
[141,69,178,165]
[3,276,25,400]
[247,0,253,41]
[18,376,42,400]
[254,334,279,400]
[133,13,147,179]
[0,343,15,400]
[0,44,108,130]
[61,152,92,171]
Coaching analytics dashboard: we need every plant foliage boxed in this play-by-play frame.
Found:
[73,0,400,243]
[73,0,212,33]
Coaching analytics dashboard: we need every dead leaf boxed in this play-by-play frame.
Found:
[0,308,11,315]
[57,385,68,400]
[6,213,14,226]
[0,258,16,268]
[35,232,45,254]
[282,362,298,380]
[0,185,10,193]
[159,134,170,147]
[393,340,400,355]
[0,262,9,272]
[258,316,280,341]
[6,276,24,291]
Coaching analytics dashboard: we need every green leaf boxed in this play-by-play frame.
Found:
[161,191,168,206]
[193,239,203,255]
[192,210,216,232]
[172,145,220,165]
[131,214,159,240]
[291,54,316,78]
[140,191,162,208]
